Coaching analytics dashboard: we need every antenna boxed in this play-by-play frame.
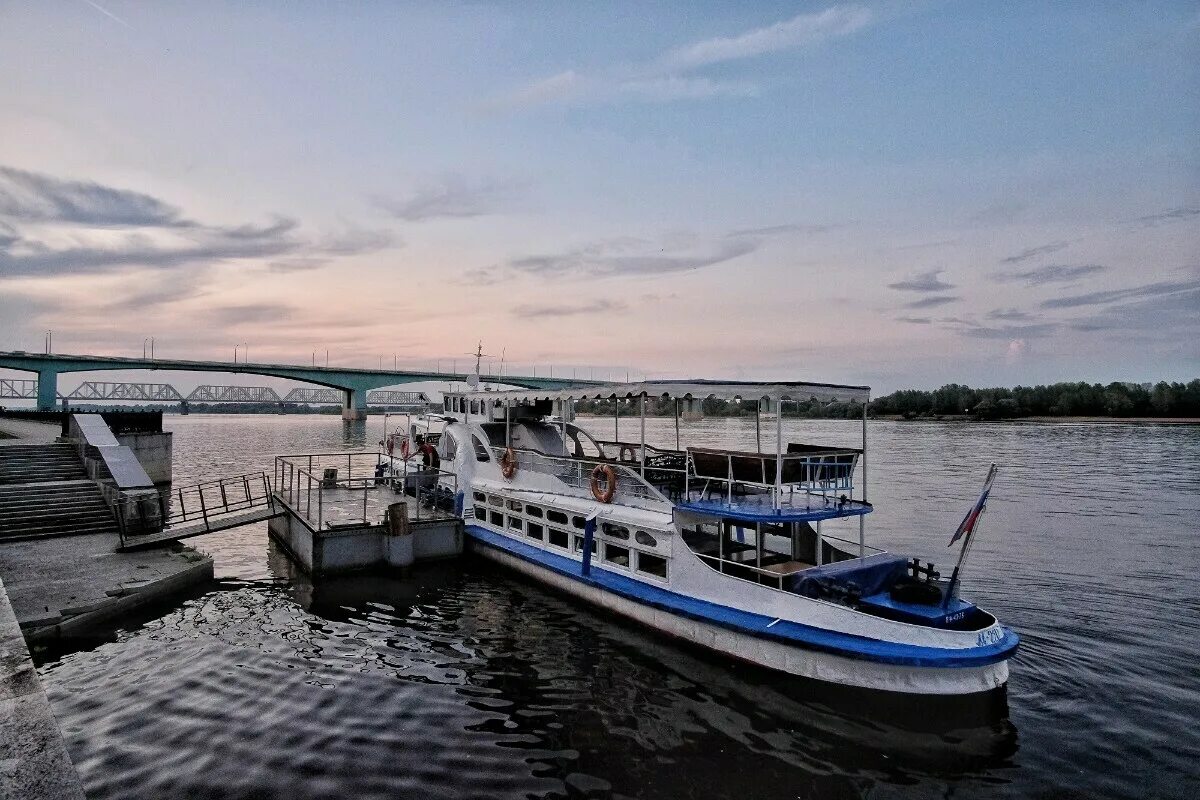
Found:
[463,341,493,390]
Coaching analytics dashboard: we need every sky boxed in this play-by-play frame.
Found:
[0,0,1197,395]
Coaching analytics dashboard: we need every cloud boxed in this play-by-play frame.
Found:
[490,5,873,109]
[512,299,627,319]
[656,6,873,71]
[1067,288,1200,332]
[371,175,514,222]
[896,316,932,324]
[993,263,1107,286]
[203,303,295,326]
[887,268,954,292]
[1040,279,1200,309]
[726,222,838,238]
[1006,339,1028,364]
[267,257,330,274]
[0,165,187,227]
[504,237,757,280]
[1130,206,1200,226]
[0,167,397,279]
[904,294,959,309]
[959,322,1059,339]
[999,241,1068,264]
[987,308,1034,321]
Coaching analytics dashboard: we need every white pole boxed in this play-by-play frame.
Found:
[639,392,646,476]
[860,394,868,558]
[774,399,783,510]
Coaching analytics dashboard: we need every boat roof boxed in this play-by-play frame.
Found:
[454,379,870,404]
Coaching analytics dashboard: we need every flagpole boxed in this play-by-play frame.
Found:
[943,463,997,609]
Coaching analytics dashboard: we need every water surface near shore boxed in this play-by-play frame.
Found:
[36,414,1200,799]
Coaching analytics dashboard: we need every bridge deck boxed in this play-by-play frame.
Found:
[119,506,282,551]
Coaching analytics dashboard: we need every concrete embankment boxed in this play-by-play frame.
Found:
[0,574,87,800]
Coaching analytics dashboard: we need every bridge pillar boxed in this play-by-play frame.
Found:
[342,388,368,421]
[36,369,58,411]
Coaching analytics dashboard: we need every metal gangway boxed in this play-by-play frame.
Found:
[116,472,282,550]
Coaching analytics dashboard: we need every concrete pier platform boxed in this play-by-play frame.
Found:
[0,417,60,445]
[0,575,87,800]
[0,532,213,642]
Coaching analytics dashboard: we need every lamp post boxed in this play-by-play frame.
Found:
[45,330,52,354]
[233,344,240,363]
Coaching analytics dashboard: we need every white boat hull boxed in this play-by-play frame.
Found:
[469,535,1009,697]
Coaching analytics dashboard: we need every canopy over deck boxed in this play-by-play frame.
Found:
[462,379,871,405]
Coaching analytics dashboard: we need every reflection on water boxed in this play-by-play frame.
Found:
[35,415,1200,799]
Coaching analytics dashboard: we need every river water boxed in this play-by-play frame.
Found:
[34,414,1200,799]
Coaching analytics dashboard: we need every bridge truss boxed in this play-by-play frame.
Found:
[187,385,283,403]
[0,379,39,399]
[66,382,184,402]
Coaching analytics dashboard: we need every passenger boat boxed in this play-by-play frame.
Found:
[382,380,1018,697]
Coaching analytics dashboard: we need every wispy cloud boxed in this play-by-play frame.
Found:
[371,175,515,222]
[896,316,932,324]
[1068,288,1200,332]
[1040,279,1200,309]
[987,308,1034,321]
[959,322,1059,339]
[904,294,959,309]
[727,222,839,238]
[656,6,872,72]
[505,237,756,279]
[999,241,1068,264]
[0,167,397,279]
[993,263,1107,286]
[887,268,954,292]
[489,5,873,109]
[1129,206,1200,227]
[512,299,627,319]
[0,165,186,227]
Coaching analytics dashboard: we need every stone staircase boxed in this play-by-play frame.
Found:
[0,444,119,540]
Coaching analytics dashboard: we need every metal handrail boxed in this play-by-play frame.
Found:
[114,471,275,547]
[273,453,458,531]
[488,446,669,509]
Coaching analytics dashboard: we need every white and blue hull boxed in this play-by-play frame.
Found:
[465,524,1014,697]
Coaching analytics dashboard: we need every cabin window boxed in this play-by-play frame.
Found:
[470,400,479,415]
[489,510,503,526]
[604,544,630,568]
[488,495,504,507]
[602,523,629,540]
[637,553,668,579]
[473,436,490,461]
[571,515,586,530]
[508,516,523,531]
[440,433,458,461]
[527,522,544,540]
[472,491,486,502]
[547,509,569,525]
[526,505,544,519]
[635,531,657,547]
[548,529,569,548]
[444,398,451,411]
[507,499,523,512]
[574,535,597,554]
[473,506,486,520]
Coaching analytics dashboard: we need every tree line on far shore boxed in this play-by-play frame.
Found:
[574,379,1200,420]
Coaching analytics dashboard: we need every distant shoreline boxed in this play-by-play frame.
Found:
[574,412,1200,425]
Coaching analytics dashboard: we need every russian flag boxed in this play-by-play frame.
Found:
[949,464,998,547]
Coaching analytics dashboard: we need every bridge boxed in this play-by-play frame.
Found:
[0,351,596,419]
[0,380,432,408]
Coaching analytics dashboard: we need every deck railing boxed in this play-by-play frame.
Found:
[685,447,858,508]
[274,452,457,530]
[490,446,670,510]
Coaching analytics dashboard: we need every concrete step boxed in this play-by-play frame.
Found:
[0,505,112,523]
[0,521,118,541]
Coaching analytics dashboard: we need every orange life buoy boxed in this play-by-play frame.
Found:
[500,447,518,479]
[591,464,617,503]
